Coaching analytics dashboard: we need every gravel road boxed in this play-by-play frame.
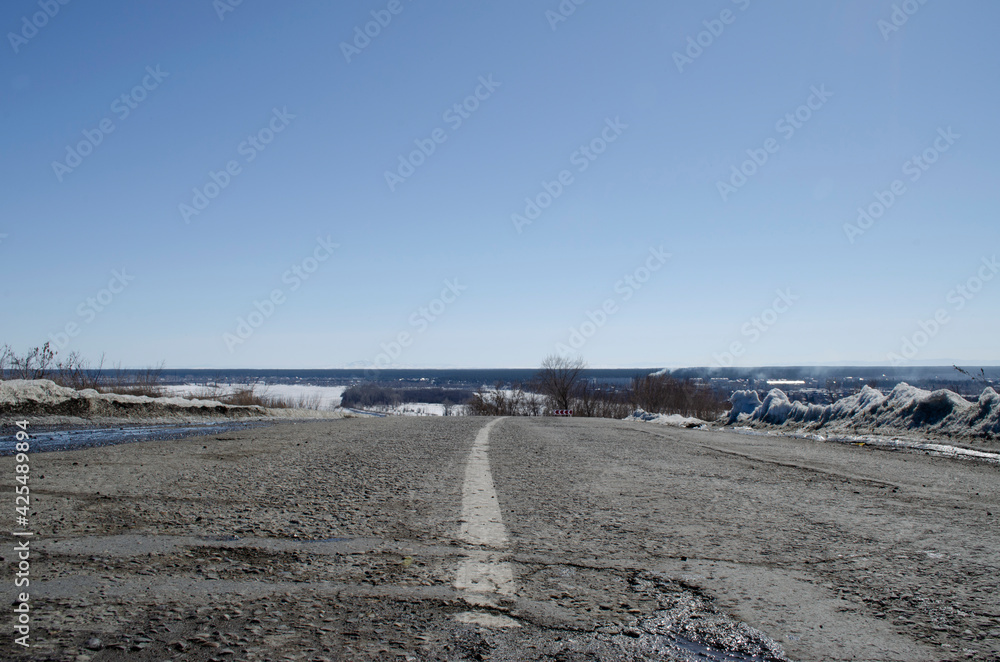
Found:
[2,416,998,661]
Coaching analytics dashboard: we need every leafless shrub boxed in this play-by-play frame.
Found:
[340,383,400,409]
[207,383,280,408]
[534,354,586,411]
[467,382,539,416]
[631,373,725,420]
[3,342,55,380]
[571,381,632,419]
[102,362,166,397]
[53,352,105,391]
[469,359,724,421]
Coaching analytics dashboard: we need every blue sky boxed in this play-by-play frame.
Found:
[2,0,998,369]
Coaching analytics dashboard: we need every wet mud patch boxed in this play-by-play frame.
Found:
[0,420,272,454]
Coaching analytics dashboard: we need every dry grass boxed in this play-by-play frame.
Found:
[265,392,325,410]
[187,385,326,410]
[101,365,165,398]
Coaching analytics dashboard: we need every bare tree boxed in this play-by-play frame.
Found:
[590,385,633,419]
[525,391,542,416]
[0,344,11,379]
[7,342,55,380]
[631,373,726,420]
[534,355,586,412]
[573,379,597,417]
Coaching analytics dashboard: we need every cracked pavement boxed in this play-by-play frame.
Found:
[2,416,998,660]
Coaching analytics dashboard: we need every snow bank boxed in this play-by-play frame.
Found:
[727,383,1000,440]
[0,379,267,420]
[626,409,706,428]
[161,383,346,409]
[726,390,763,424]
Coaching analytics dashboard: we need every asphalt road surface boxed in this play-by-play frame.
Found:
[4,416,999,661]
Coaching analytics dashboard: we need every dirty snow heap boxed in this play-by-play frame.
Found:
[0,379,267,420]
[726,383,999,440]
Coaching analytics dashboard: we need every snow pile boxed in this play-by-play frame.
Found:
[826,384,886,422]
[752,389,829,425]
[0,379,268,420]
[726,390,763,424]
[161,383,346,409]
[626,409,706,428]
[728,383,1000,439]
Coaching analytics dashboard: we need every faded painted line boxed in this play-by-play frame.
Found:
[454,417,520,627]
[459,418,508,547]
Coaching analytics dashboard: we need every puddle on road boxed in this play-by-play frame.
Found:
[0,421,272,454]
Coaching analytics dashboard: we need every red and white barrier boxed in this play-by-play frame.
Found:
[551,410,573,416]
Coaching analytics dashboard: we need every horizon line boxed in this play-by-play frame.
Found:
[92,362,1000,371]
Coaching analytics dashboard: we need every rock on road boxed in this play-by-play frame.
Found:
[4,416,999,661]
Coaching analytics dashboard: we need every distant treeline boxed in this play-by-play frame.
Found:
[340,383,474,409]
[468,357,727,420]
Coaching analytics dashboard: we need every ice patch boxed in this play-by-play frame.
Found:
[726,382,999,440]
[726,390,763,424]
[626,409,707,428]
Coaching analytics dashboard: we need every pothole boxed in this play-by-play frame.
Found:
[611,572,790,662]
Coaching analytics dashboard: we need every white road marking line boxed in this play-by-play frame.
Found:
[454,418,520,627]
[459,418,507,547]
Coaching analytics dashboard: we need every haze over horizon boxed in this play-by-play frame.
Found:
[3,1,998,370]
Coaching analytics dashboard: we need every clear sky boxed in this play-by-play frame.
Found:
[2,0,998,369]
